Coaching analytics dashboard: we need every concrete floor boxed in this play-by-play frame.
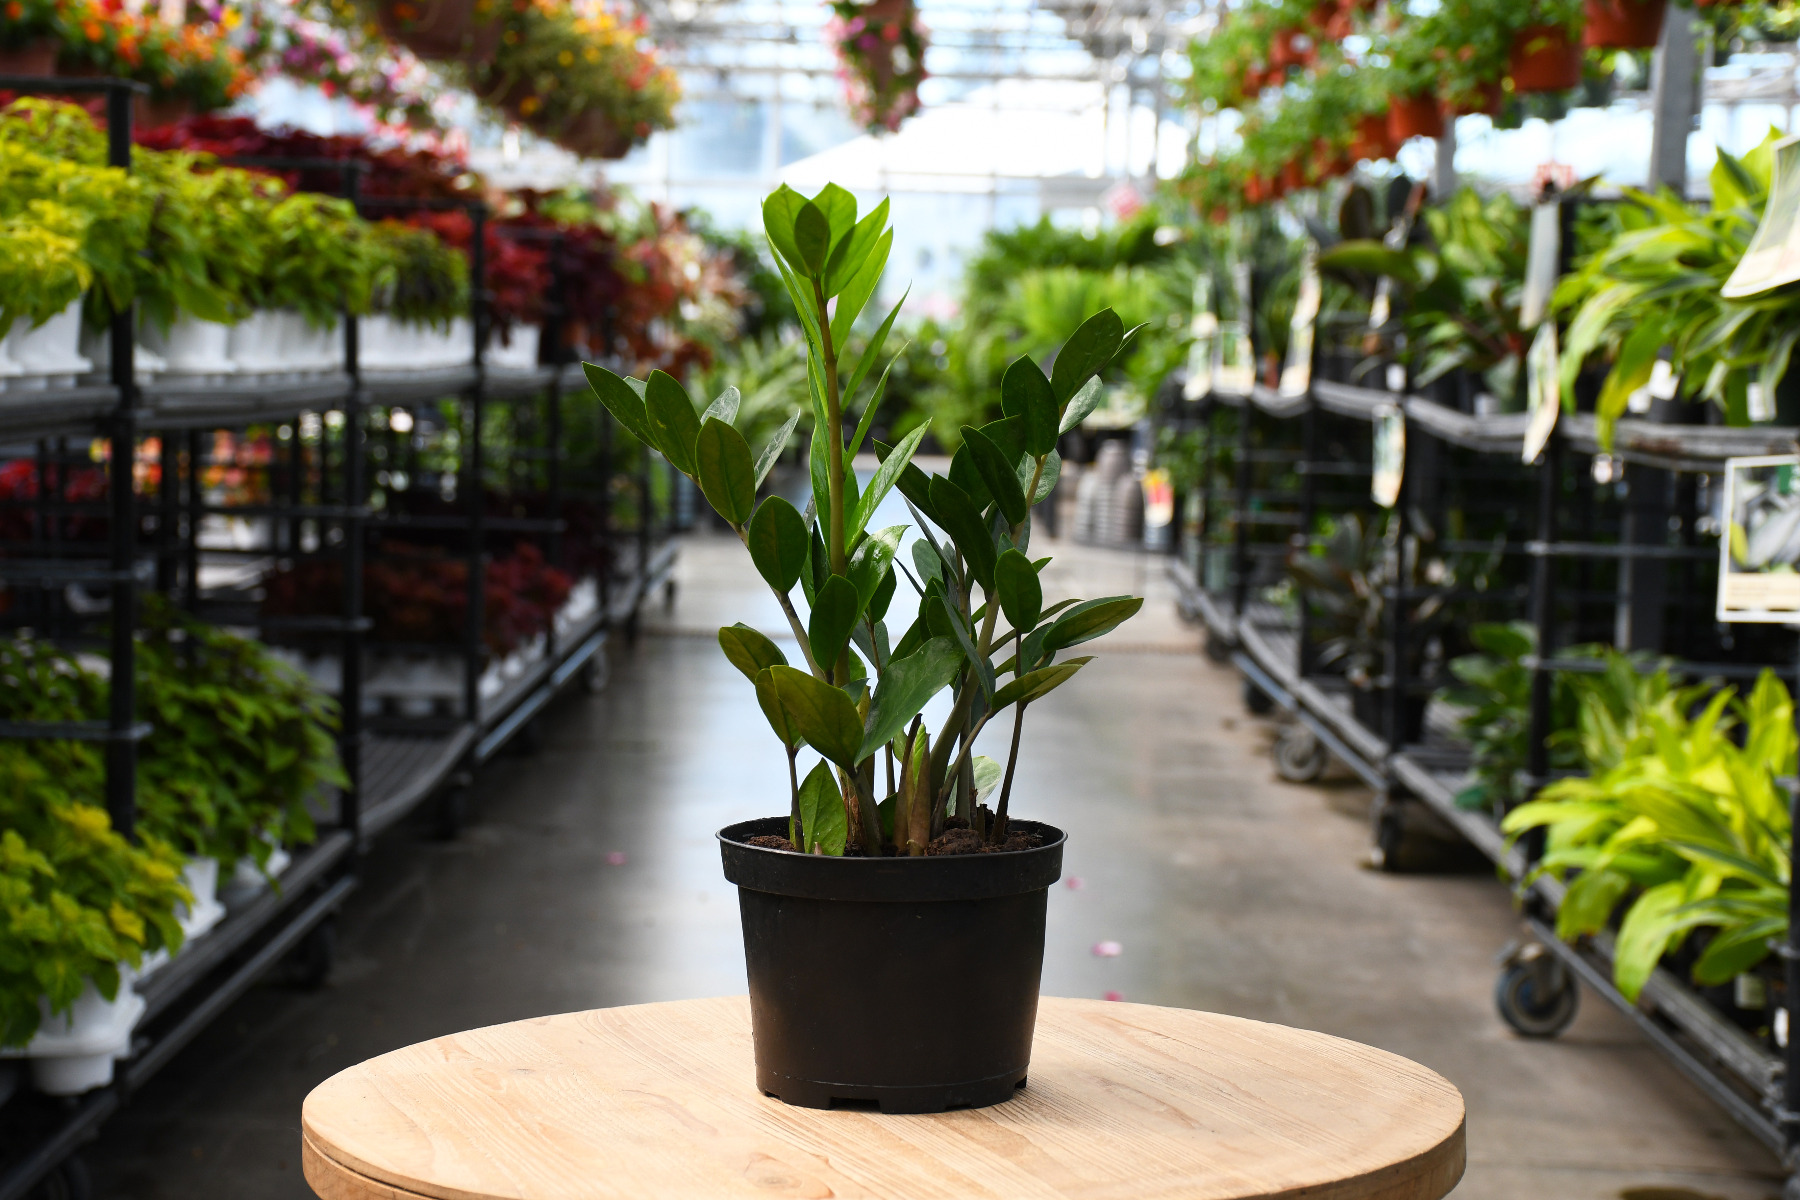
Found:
[85,535,1783,1200]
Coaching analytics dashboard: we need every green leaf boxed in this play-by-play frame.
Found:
[718,624,787,682]
[939,592,995,701]
[1033,449,1062,504]
[831,229,894,351]
[961,425,1028,527]
[811,183,858,248]
[796,760,847,855]
[927,474,997,591]
[1050,308,1124,404]
[850,422,930,541]
[824,198,889,298]
[794,200,831,277]
[696,418,757,526]
[644,370,701,476]
[869,565,897,622]
[1111,322,1148,369]
[808,574,861,673]
[582,362,655,447]
[993,656,1093,710]
[995,549,1042,631]
[1318,239,1419,284]
[1002,356,1059,457]
[1058,376,1105,436]
[761,185,808,275]
[766,664,864,767]
[843,284,909,403]
[1042,595,1143,652]
[848,525,906,616]
[911,538,943,590]
[846,347,902,465]
[755,411,801,488]
[703,386,741,426]
[754,667,802,747]
[747,496,809,594]
[858,636,962,761]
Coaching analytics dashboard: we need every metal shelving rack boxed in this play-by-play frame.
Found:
[1166,294,1800,1187]
[0,112,673,1197]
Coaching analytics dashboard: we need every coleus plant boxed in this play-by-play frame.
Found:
[583,184,1142,857]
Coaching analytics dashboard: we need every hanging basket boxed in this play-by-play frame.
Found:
[556,109,637,161]
[0,40,57,75]
[1440,79,1504,118]
[134,94,192,131]
[1507,24,1583,93]
[1582,0,1666,48]
[1387,92,1444,142]
[1352,112,1394,161]
[377,0,502,61]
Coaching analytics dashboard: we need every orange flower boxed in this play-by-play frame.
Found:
[4,3,21,20]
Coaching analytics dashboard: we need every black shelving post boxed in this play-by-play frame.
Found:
[1231,400,1253,619]
[1383,424,1410,754]
[1196,398,1215,584]
[464,205,489,724]
[1297,397,1320,678]
[1524,433,1562,819]
[339,167,366,836]
[103,81,138,838]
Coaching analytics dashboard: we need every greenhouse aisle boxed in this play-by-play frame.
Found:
[85,535,1779,1200]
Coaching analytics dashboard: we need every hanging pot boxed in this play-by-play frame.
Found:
[1352,112,1393,161]
[719,818,1064,1113]
[0,40,57,75]
[1507,25,1584,93]
[377,0,502,60]
[556,109,637,160]
[1582,0,1666,48]
[1440,79,1504,118]
[1387,93,1444,142]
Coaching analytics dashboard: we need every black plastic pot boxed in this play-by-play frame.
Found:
[718,817,1064,1113]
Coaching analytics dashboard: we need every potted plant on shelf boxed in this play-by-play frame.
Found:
[0,0,64,74]
[373,0,502,61]
[583,184,1143,1112]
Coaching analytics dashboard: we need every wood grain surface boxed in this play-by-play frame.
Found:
[301,995,1465,1200]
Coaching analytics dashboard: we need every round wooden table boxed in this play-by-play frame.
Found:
[302,995,1465,1200]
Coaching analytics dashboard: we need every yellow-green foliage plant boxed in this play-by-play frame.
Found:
[1502,662,1794,1002]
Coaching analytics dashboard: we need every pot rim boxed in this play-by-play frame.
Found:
[718,817,1065,902]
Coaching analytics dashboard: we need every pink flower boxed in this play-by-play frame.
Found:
[1092,941,1122,958]
[606,851,628,866]
[1065,877,1085,890]
[1104,991,1124,1002]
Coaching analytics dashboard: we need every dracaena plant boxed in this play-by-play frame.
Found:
[583,184,1143,857]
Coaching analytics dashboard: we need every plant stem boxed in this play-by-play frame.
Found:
[812,279,846,576]
[732,524,823,676]
[787,743,802,849]
[990,699,1026,844]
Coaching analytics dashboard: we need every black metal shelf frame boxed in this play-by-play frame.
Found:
[1159,278,1800,1187]
[0,117,677,1199]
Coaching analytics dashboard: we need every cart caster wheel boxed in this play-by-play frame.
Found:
[287,918,337,991]
[1369,801,1406,872]
[437,784,472,840]
[663,580,678,610]
[1783,1173,1800,1200]
[1495,946,1579,1038]
[1204,630,1232,664]
[1241,677,1275,716]
[580,652,610,694]
[1273,724,1327,783]
[30,1154,91,1200]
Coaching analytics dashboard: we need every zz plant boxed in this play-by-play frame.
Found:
[584,184,1142,857]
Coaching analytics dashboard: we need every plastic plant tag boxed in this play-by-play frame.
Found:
[1183,273,1216,401]
[1371,404,1404,508]
[1717,454,1800,622]
[1279,245,1321,399]
[1519,201,1562,330]
[1723,135,1800,298]
[1214,261,1256,396]
[1522,323,1560,464]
